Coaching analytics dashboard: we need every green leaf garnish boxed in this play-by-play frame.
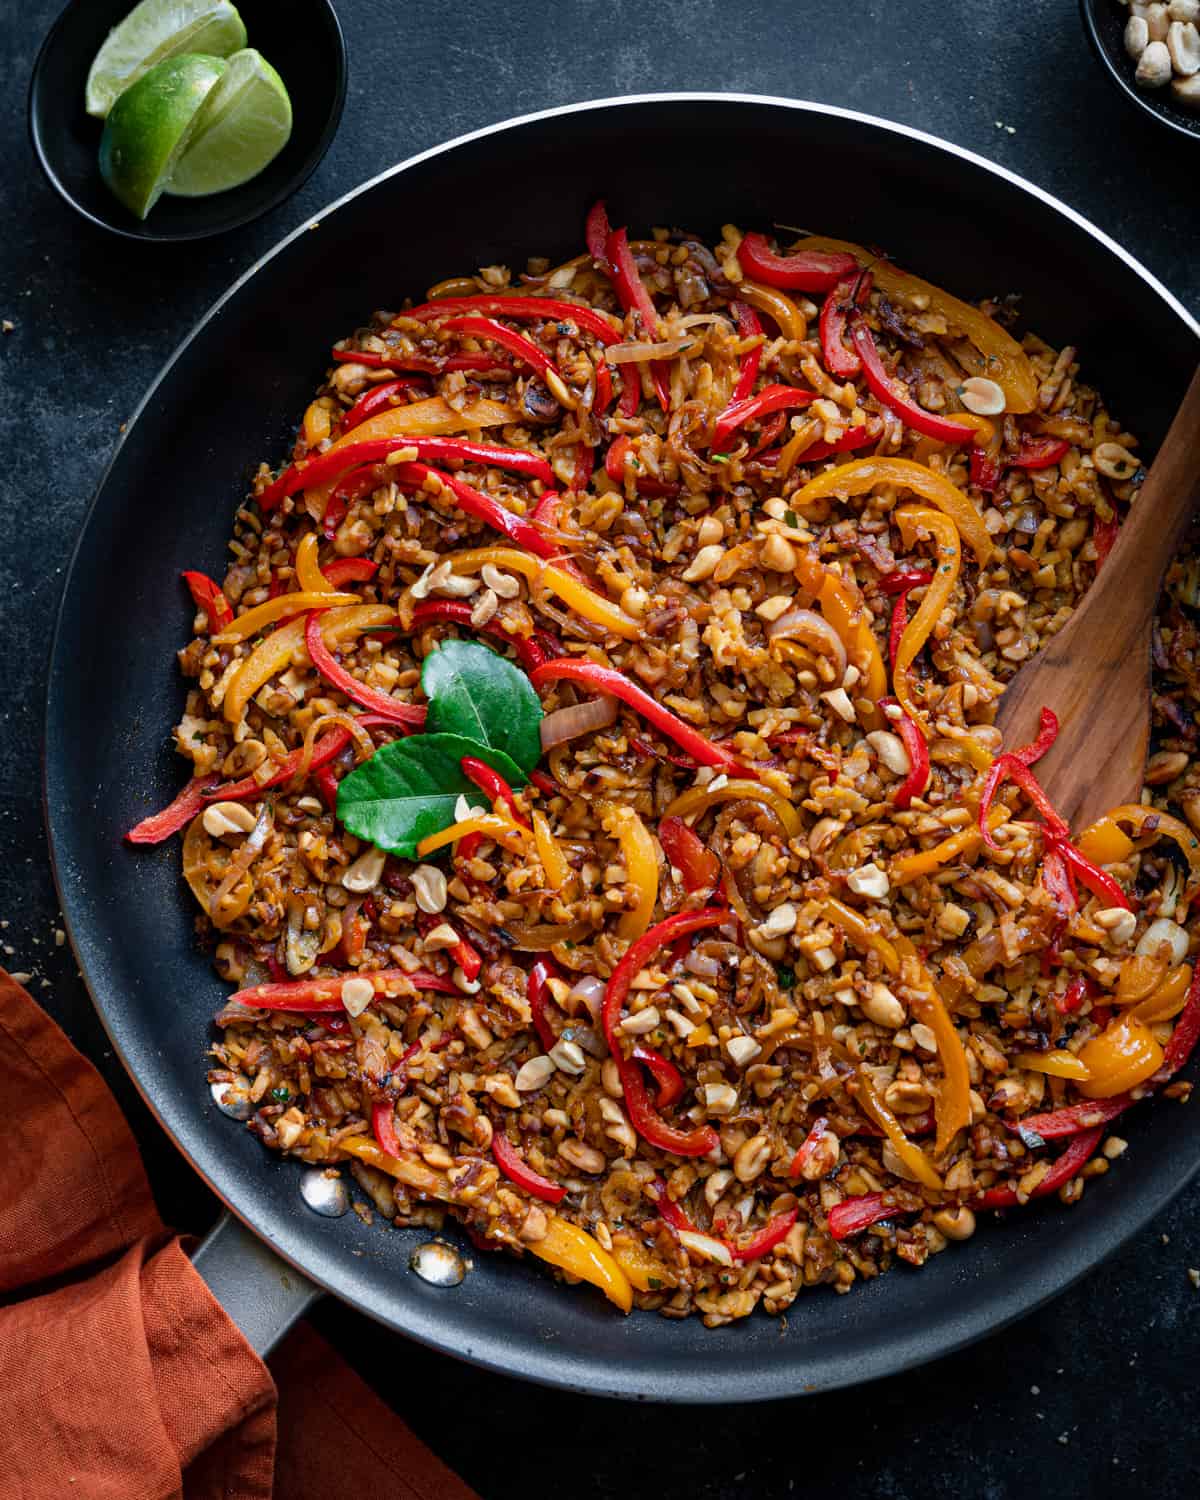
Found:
[336,732,525,858]
[422,639,543,774]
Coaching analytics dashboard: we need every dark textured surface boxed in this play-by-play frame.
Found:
[5,0,1199,1494]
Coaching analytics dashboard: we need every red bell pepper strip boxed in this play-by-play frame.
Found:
[527,958,558,1051]
[461,755,529,828]
[593,358,614,414]
[1042,845,1079,920]
[969,447,1001,493]
[585,199,614,272]
[340,376,428,433]
[1015,1096,1130,1144]
[1094,511,1120,570]
[440,315,572,393]
[305,611,427,728]
[617,365,641,419]
[601,908,727,1050]
[850,315,976,445]
[390,462,567,566]
[182,571,233,632]
[402,294,623,347]
[1052,837,1133,912]
[321,557,378,588]
[331,348,511,374]
[530,660,750,776]
[571,443,594,493]
[227,968,459,1012]
[1011,436,1070,470]
[1162,962,1200,1077]
[491,1132,566,1204]
[260,435,554,509]
[730,1208,799,1262]
[631,1045,685,1109]
[827,1193,900,1241]
[978,755,1070,851]
[746,410,787,458]
[975,1126,1104,1209]
[711,383,815,452]
[879,696,930,809]
[415,910,482,985]
[657,815,721,895]
[819,272,872,378]
[320,467,387,541]
[647,1178,698,1234]
[126,773,222,844]
[371,1099,404,1158]
[604,435,679,497]
[618,1053,717,1158]
[528,769,559,797]
[313,764,340,813]
[1012,706,1060,766]
[603,225,671,411]
[410,599,551,672]
[736,232,859,292]
[884,573,932,670]
[755,425,878,468]
[789,1116,835,1179]
[730,300,763,403]
[209,728,354,805]
[1053,974,1090,1017]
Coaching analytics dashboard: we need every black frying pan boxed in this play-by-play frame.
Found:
[45,95,1200,1402]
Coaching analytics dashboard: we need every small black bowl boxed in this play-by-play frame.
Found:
[1081,0,1200,142]
[28,0,347,241]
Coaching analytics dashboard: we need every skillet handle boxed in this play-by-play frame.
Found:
[190,1210,323,1356]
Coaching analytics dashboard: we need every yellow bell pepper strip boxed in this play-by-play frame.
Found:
[445,548,640,640]
[528,1216,634,1313]
[1014,1050,1092,1081]
[1115,955,1169,1006]
[294,533,336,594]
[796,235,1038,412]
[531,809,570,891]
[851,1073,943,1190]
[822,897,971,1158]
[531,659,752,773]
[337,1134,455,1199]
[302,399,332,446]
[736,279,809,342]
[599,801,659,940]
[1133,963,1193,1023]
[318,603,398,647]
[891,505,962,733]
[415,813,532,859]
[1077,1015,1164,1098]
[223,616,306,723]
[609,1237,670,1293]
[664,780,802,838]
[1078,804,1200,892]
[214,590,362,646]
[793,456,991,568]
[791,549,888,709]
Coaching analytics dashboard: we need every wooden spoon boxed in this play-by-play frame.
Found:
[994,367,1200,831]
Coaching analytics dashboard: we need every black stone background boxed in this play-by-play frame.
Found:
[3,2,1198,1495]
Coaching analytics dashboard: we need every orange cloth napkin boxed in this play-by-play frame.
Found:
[0,967,477,1500]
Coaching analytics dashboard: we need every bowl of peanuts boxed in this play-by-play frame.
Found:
[1082,0,1200,138]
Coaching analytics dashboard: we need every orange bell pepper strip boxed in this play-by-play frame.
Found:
[294,532,337,594]
[795,235,1038,412]
[443,547,639,640]
[599,800,659,940]
[664,780,801,839]
[415,813,532,858]
[891,505,962,736]
[822,897,972,1158]
[213,590,361,646]
[734,280,809,342]
[1014,1049,1092,1081]
[888,807,1007,886]
[1078,803,1200,893]
[851,1074,942,1190]
[1077,1015,1164,1098]
[792,456,991,568]
[791,550,888,710]
[529,1217,634,1312]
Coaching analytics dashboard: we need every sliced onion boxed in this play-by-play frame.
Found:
[677,1230,734,1266]
[209,801,273,928]
[606,336,698,363]
[683,951,721,978]
[767,608,848,677]
[567,973,606,1022]
[214,999,267,1026]
[509,919,596,952]
[539,695,619,749]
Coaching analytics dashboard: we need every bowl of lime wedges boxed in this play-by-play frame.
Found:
[29,0,346,241]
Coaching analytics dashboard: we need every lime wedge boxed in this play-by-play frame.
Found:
[166,49,293,197]
[86,0,245,118]
[99,53,226,219]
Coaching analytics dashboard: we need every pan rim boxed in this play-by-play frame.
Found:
[44,91,1200,1402]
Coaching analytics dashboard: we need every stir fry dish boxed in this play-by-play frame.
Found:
[128,205,1200,1324]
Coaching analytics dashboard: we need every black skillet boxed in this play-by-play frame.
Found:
[45,95,1200,1402]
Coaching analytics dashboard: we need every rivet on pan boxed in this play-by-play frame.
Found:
[299,1168,350,1217]
[410,1240,468,1287]
[210,1079,254,1121]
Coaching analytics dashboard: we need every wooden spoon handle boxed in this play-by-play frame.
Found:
[1081,365,1200,638]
